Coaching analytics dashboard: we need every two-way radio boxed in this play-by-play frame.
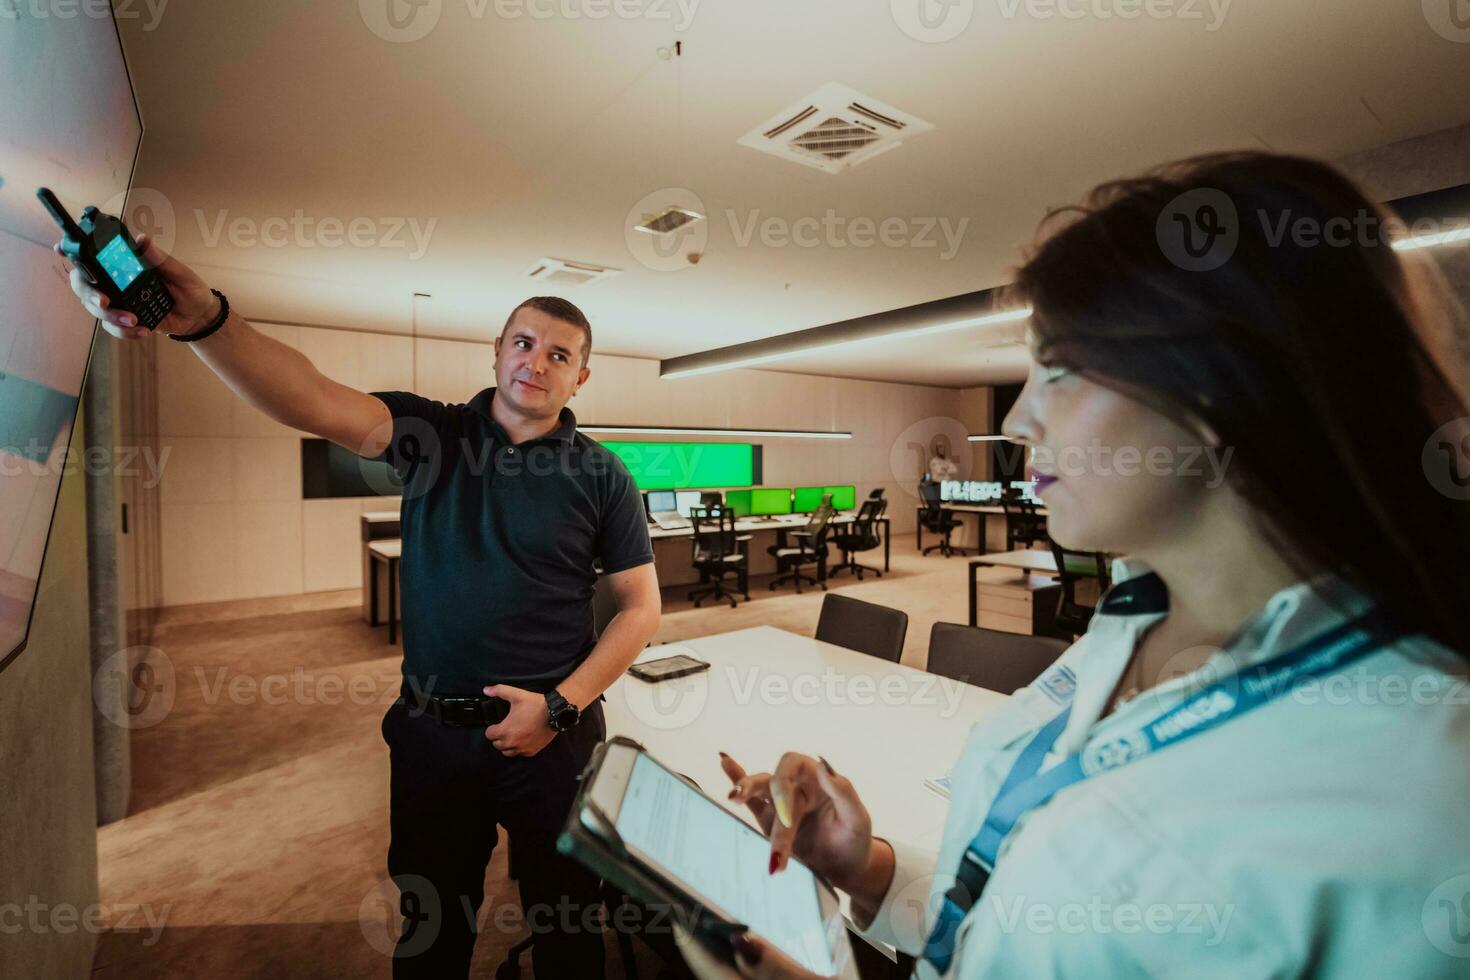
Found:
[38,187,175,329]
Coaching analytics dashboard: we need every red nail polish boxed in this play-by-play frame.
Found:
[768,852,780,875]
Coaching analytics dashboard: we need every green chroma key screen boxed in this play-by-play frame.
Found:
[602,442,761,491]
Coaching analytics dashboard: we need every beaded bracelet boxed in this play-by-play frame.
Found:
[168,289,230,343]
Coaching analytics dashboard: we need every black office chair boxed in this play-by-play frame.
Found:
[1048,541,1111,639]
[830,497,886,580]
[815,593,908,663]
[1001,489,1048,551]
[918,481,968,558]
[689,507,747,608]
[767,499,835,593]
[926,622,1069,694]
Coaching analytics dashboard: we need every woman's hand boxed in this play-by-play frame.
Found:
[720,751,873,889]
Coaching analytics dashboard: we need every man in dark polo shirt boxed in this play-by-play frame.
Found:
[369,296,661,978]
[60,232,657,977]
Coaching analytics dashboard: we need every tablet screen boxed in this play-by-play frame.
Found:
[615,753,837,975]
[632,654,708,678]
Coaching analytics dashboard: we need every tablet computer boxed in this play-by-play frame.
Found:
[627,653,711,683]
[559,737,859,978]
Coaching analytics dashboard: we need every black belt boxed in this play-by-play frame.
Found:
[400,683,606,727]
[403,687,511,727]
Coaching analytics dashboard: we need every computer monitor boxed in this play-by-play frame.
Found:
[724,489,753,517]
[822,485,856,511]
[1009,480,1040,505]
[750,488,793,516]
[647,490,677,513]
[942,480,1002,503]
[674,491,702,517]
[792,486,826,513]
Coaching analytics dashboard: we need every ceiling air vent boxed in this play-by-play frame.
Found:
[633,205,705,238]
[526,257,621,286]
[738,82,934,174]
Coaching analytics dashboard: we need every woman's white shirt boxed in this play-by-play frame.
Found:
[862,559,1470,978]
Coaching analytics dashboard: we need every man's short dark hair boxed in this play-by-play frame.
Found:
[502,296,592,366]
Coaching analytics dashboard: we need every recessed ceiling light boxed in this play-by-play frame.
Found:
[633,206,705,237]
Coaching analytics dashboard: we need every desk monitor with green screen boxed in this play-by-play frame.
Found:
[602,442,760,491]
[750,488,793,516]
[822,485,856,511]
[724,489,753,517]
[792,486,827,513]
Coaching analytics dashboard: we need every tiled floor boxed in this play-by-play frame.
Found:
[93,540,986,978]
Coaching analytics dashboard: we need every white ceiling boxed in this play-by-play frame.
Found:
[118,1,1470,387]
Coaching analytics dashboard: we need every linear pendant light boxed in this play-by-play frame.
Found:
[1392,226,1470,251]
[658,186,1469,383]
[582,425,850,439]
[660,287,1030,380]
[1387,183,1470,252]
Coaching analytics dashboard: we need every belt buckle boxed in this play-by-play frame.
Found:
[437,697,482,726]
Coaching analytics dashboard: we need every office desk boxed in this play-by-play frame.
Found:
[915,503,1048,553]
[967,550,1105,629]
[367,540,401,644]
[358,514,891,619]
[605,625,1010,858]
[649,513,891,584]
[361,510,402,624]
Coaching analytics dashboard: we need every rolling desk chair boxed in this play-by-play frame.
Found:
[1001,489,1048,551]
[926,621,1069,693]
[767,498,835,593]
[689,507,748,608]
[815,593,909,663]
[1048,541,1111,639]
[918,480,968,558]
[830,497,886,580]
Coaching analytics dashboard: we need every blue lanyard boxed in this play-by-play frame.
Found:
[920,610,1389,975]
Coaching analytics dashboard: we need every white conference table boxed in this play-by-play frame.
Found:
[603,625,1011,857]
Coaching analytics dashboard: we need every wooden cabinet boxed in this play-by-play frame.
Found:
[973,567,1061,636]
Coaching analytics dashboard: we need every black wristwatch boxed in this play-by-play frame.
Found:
[545,689,580,732]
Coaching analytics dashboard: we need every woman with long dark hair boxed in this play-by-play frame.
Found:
[700,152,1470,978]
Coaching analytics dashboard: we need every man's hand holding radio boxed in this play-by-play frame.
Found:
[56,233,218,341]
